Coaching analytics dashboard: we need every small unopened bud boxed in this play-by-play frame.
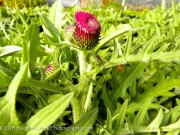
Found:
[65,25,76,43]
[90,54,103,65]
[45,64,57,76]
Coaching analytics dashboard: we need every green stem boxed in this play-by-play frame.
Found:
[71,97,83,122]
[78,50,88,92]
[79,50,87,78]
[72,50,88,122]
[53,48,59,64]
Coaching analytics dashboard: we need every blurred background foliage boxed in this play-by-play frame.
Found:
[79,0,116,8]
[0,0,155,11]
[1,0,116,8]
[0,0,46,8]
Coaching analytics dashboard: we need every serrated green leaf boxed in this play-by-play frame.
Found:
[136,78,180,103]
[141,36,160,54]
[26,92,73,135]
[62,108,98,135]
[111,62,147,102]
[112,51,180,64]
[49,0,67,29]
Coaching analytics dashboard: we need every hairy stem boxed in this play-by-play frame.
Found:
[72,50,88,122]
[71,97,83,122]
[79,50,87,77]
[78,50,88,92]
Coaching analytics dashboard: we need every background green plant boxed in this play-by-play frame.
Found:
[0,0,180,134]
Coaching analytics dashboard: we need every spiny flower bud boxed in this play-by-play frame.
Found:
[90,54,103,66]
[45,64,61,82]
[45,64,57,76]
[75,11,101,50]
[65,25,76,43]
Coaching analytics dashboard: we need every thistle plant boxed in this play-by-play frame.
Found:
[74,11,101,50]
[66,11,101,122]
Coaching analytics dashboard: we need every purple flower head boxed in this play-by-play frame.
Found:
[75,11,101,50]
[66,11,101,50]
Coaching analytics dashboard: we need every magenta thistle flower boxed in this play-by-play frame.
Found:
[66,11,101,50]
[75,11,101,50]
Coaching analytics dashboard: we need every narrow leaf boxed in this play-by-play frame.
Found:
[0,63,28,134]
[41,14,60,43]
[106,108,112,131]
[0,45,22,58]
[124,30,133,58]
[23,24,39,67]
[149,109,163,129]
[161,118,180,131]
[26,93,73,135]
[133,98,152,127]
[115,99,129,130]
